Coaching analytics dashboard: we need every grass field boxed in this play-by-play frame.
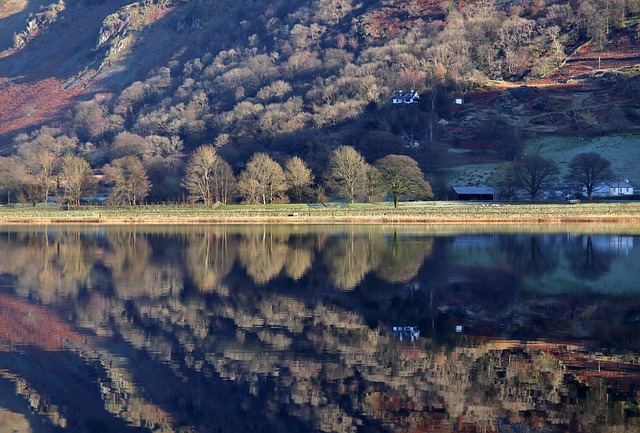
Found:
[1,201,640,225]
[444,133,640,187]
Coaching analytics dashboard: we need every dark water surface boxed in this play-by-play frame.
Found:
[0,224,639,432]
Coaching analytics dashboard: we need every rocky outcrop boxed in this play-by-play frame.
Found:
[10,1,66,52]
[95,0,175,67]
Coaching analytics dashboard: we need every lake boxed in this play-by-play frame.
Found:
[0,224,639,432]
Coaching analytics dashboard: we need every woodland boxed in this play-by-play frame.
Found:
[0,0,639,204]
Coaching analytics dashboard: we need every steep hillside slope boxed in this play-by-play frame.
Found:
[1,0,639,140]
[0,0,286,142]
[0,0,639,201]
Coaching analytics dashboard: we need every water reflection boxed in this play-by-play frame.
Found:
[0,224,638,432]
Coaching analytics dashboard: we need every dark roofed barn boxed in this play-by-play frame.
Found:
[450,187,495,201]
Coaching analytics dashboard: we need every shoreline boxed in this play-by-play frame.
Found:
[0,201,640,224]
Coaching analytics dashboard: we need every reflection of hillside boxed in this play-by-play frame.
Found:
[0,292,166,432]
[0,226,639,432]
[78,283,640,433]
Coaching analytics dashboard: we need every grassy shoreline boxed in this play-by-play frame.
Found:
[1,201,640,224]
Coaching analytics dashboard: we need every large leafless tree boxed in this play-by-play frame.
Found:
[182,145,219,205]
[565,152,613,200]
[515,155,559,201]
[285,156,314,203]
[238,153,288,204]
[61,155,96,207]
[103,155,151,205]
[324,145,370,203]
[210,157,238,205]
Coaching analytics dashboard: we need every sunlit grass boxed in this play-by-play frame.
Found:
[0,201,639,226]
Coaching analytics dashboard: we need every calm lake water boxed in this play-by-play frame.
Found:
[0,224,639,433]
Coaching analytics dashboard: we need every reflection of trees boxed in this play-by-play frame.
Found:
[323,233,378,290]
[568,235,614,280]
[373,233,434,283]
[284,247,313,280]
[103,232,154,298]
[0,230,94,302]
[500,234,559,277]
[185,231,237,292]
[322,231,433,289]
[237,229,289,284]
[283,233,319,281]
[101,231,186,299]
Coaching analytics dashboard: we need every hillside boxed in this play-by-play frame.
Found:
[0,0,639,202]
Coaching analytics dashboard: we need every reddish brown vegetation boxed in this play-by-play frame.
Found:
[541,26,640,83]
[0,292,84,351]
[0,77,85,141]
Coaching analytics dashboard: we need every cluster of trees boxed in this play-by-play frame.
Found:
[490,151,615,201]
[181,144,433,206]
[0,138,432,207]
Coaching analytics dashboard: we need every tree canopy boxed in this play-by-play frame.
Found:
[238,153,288,204]
[374,155,433,207]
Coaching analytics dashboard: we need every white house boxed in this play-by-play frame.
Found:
[392,90,420,104]
[589,180,634,197]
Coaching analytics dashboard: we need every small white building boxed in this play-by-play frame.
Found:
[589,180,634,197]
[392,90,420,104]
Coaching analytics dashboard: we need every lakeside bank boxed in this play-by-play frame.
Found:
[1,201,640,224]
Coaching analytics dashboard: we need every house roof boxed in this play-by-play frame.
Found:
[451,187,495,195]
[607,181,633,188]
[393,90,419,99]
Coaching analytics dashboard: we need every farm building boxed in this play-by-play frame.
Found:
[392,90,420,104]
[589,180,634,197]
[450,187,496,201]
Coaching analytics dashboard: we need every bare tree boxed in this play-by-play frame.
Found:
[365,165,385,203]
[285,156,314,203]
[61,156,96,208]
[181,145,219,205]
[0,156,28,205]
[488,163,520,202]
[375,155,433,207]
[33,149,59,203]
[103,156,151,205]
[210,157,238,204]
[515,155,559,201]
[17,130,76,204]
[238,153,288,204]
[324,145,369,203]
[565,152,613,200]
